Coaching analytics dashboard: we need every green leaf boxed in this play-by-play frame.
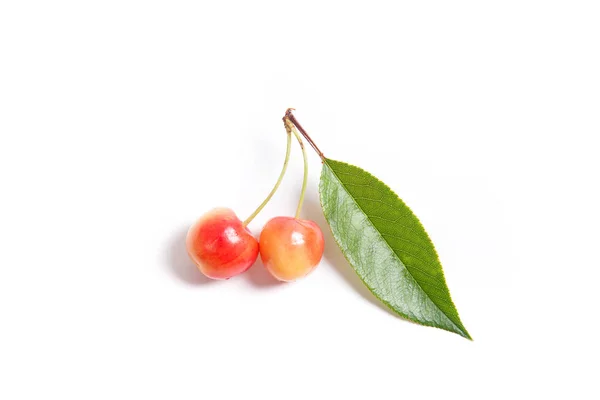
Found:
[319,158,471,339]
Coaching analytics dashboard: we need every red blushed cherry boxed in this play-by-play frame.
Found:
[259,216,325,282]
[186,208,259,280]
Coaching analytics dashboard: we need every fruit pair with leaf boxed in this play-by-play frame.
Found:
[186,109,472,339]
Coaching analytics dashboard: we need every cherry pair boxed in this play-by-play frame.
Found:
[186,209,323,281]
[185,116,324,282]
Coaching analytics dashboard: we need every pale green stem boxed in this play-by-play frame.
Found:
[290,124,308,219]
[243,130,292,226]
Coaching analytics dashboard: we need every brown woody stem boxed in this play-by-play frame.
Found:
[283,108,325,160]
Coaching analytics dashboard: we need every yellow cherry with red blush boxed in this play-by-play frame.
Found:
[258,117,325,281]
[259,216,324,281]
[186,208,259,280]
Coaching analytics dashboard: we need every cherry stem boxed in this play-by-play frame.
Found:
[243,126,292,227]
[285,120,309,219]
[284,108,325,160]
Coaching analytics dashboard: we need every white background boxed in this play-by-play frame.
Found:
[1,1,599,399]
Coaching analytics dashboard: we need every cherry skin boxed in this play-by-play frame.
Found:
[186,208,259,280]
[259,216,325,282]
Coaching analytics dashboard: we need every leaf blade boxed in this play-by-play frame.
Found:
[319,158,471,339]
